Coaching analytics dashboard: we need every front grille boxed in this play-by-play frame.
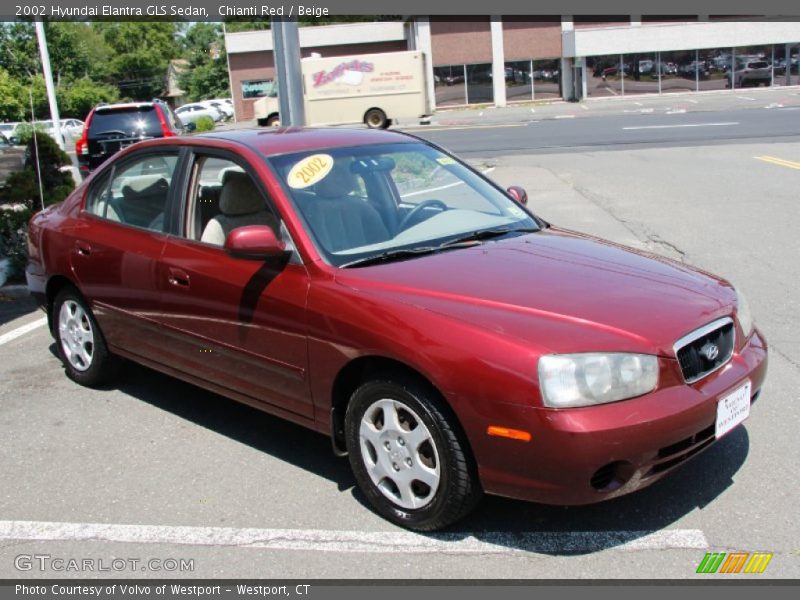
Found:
[674,317,735,383]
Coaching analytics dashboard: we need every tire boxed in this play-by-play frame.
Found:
[266,115,280,127]
[257,118,268,127]
[52,287,119,387]
[364,108,388,130]
[345,376,482,531]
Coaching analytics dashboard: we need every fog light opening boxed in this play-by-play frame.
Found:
[590,461,635,492]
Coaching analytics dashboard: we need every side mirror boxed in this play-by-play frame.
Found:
[183,121,197,133]
[224,226,287,260]
[506,185,528,206]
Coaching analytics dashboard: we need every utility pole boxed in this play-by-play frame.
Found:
[34,21,64,150]
[271,18,306,127]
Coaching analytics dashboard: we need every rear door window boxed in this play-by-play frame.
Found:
[85,153,179,232]
[89,107,163,138]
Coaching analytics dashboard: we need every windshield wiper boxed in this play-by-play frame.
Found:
[341,228,538,268]
[341,246,440,268]
[439,226,539,247]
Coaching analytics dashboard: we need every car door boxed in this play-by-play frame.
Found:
[71,149,181,358]
[154,149,313,419]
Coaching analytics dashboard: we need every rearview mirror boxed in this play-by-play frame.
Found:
[506,185,528,205]
[225,226,287,260]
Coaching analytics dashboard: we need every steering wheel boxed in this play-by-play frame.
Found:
[397,199,448,231]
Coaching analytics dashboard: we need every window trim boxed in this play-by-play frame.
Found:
[80,148,184,236]
[173,147,303,264]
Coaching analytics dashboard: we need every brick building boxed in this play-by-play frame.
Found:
[224,17,800,121]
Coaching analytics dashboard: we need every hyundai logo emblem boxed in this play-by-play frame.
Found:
[700,343,720,361]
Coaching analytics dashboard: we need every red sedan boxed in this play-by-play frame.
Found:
[26,128,767,531]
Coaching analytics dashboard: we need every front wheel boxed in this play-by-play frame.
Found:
[53,287,118,387]
[364,108,389,129]
[345,377,482,531]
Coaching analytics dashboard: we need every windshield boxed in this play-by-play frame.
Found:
[268,142,539,267]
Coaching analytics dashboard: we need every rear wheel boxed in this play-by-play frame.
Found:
[266,114,280,127]
[364,108,389,129]
[345,376,481,531]
[53,287,118,387]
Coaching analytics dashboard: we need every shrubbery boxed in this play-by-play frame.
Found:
[194,115,215,132]
[0,131,75,283]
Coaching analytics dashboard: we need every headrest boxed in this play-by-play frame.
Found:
[219,171,264,216]
[120,175,168,198]
[218,166,246,184]
[314,160,357,199]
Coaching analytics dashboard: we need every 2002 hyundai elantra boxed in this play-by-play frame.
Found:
[27,128,767,531]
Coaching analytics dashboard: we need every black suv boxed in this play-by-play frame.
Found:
[76,99,185,174]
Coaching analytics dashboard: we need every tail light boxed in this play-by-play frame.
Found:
[154,104,177,137]
[75,108,94,156]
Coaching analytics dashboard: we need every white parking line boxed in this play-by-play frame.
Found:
[623,122,739,131]
[0,520,708,555]
[0,317,47,346]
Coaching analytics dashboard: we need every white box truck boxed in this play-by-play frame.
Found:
[253,50,432,129]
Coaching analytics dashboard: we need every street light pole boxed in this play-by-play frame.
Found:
[271,18,306,127]
[34,21,64,150]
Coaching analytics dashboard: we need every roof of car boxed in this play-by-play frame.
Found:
[95,102,161,112]
[199,127,415,155]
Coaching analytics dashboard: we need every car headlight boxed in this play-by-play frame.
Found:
[538,353,659,408]
[735,288,754,338]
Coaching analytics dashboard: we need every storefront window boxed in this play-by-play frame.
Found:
[533,59,561,99]
[466,63,494,104]
[697,47,731,91]
[433,65,467,107]
[623,52,659,95]
[660,49,697,93]
[241,79,273,99]
[586,54,624,97]
[505,60,533,102]
[732,45,773,89]
[773,43,799,86]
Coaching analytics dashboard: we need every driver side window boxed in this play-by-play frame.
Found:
[185,156,279,247]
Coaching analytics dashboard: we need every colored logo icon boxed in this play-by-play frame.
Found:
[697,552,773,574]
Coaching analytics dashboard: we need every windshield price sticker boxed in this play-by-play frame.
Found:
[288,154,334,189]
[436,157,457,165]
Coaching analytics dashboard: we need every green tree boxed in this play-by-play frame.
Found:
[0,67,26,121]
[178,23,230,101]
[58,78,119,119]
[97,22,180,101]
[0,22,39,80]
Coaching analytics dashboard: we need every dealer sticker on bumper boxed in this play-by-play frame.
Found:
[716,379,752,439]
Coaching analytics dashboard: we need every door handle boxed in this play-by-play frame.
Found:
[167,268,190,288]
[74,241,92,256]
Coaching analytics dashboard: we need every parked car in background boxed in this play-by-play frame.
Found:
[0,132,26,181]
[729,59,772,87]
[75,99,183,175]
[58,119,85,140]
[176,103,223,124]
[27,127,767,531]
[200,100,233,120]
[0,123,21,144]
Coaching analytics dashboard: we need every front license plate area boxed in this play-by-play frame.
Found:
[716,380,751,439]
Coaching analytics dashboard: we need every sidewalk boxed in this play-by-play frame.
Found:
[409,85,800,128]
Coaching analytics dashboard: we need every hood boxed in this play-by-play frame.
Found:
[334,228,736,356]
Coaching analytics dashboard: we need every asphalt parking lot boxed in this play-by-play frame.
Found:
[1,136,798,579]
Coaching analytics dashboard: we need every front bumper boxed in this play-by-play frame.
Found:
[476,329,768,505]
